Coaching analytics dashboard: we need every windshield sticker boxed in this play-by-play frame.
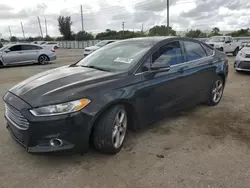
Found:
[114,57,134,64]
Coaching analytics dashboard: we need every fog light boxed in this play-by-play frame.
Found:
[49,138,63,147]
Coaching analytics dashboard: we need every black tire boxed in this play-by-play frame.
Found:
[38,55,49,65]
[0,60,3,67]
[219,47,224,52]
[207,76,224,106]
[233,47,239,56]
[54,46,59,49]
[92,105,128,154]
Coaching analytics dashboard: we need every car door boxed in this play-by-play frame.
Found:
[1,45,24,65]
[21,45,40,62]
[224,37,232,52]
[135,40,191,123]
[181,40,217,103]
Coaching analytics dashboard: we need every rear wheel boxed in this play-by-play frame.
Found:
[207,77,224,106]
[38,55,49,65]
[0,60,3,67]
[92,105,128,154]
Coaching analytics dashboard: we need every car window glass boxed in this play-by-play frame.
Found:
[9,45,21,51]
[152,41,184,66]
[137,58,151,73]
[47,42,56,45]
[201,44,214,56]
[183,41,207,61]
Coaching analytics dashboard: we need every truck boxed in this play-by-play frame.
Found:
[206,36,242,56]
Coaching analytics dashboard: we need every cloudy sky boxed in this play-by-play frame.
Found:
[0,0,249,38]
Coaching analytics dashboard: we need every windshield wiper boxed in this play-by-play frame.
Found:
[80,65,110,72]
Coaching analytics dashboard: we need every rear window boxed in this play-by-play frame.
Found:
[183,41,207,61]
[202,44,214,56]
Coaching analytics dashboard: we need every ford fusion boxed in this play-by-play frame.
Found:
[3,37,228,154]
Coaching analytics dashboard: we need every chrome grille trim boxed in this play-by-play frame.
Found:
[4,104,29,130]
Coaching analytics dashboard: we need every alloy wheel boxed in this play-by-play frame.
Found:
[212,80,223,103]
[112,109,127,149]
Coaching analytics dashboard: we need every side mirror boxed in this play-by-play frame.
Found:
[4,49,10,53]
[151,63,170,72]
[225,40,231,44]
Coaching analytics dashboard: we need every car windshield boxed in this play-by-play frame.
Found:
[209,37,225,42]
[77,41,152,72]
[96,41,108,47]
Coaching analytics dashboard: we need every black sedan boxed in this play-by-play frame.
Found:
[3,37,228,154]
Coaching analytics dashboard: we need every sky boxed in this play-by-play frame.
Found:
[0,0,249,38]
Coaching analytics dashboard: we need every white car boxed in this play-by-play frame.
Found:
[40,42,59,50]
[206,36,241,56]
[234,43,250,72]
[83,40,116,56]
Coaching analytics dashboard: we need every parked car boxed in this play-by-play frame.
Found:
[0,43,56,67]
[83,40,116,56]
[41,42,60,49]
[3,37,228,154]
[234,42,250,72]
[206,36,241,56]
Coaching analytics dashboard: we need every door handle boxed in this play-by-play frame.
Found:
[178,65,188,73]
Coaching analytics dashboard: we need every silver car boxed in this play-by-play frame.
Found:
[0,43,56,67]
[234,42,250,72]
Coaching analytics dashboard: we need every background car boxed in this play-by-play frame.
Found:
[234,42,250,72]
[3,37,228,154]
[0,43,56,67]
[83,40,116,56]
[41,42,60,49]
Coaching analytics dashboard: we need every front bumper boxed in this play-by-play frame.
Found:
[4,92,93,153]
[234,60,250,71]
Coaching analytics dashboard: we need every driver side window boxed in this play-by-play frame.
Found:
[152,41,184,66]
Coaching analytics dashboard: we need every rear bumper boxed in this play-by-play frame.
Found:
[49,54,57,61]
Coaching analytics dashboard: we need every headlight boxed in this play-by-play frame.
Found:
[30,99,90,116]
[239,51,246,57]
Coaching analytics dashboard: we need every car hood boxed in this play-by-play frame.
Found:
[241,47,250,54]
[85,46,100,51]
[9,65,121,107]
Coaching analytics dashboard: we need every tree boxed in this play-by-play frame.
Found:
[227,28,250,37]
[185,29,207,38]
[209,27,221,37]
[58,16,72,40]
[75,31,94,40]
[10,36,18,42]
[148,25,176,36]
[96,29,118,40]
[44,35,54,41]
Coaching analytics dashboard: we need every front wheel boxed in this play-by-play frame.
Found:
[38,55,49,65]
[207,77,224,106]
[92,105,128,154]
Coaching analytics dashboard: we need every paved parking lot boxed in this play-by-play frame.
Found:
[0,49,250,188]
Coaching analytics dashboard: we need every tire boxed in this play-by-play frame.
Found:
[54,46,59,49]
[207,76,224,106]
[38,55,49,65]
[233,48,239,56]
[0,60,3,67]
[92,105,128,154]
[219,47,224,52]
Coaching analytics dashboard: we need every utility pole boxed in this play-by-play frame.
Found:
[167,0,170,35]
[20,22,25,39]
[80,5,84,32]
[45,18,48,36]
[8,26,12,39]
[37,16,43,38]
[141,22,144,33]
[122,22,125,36]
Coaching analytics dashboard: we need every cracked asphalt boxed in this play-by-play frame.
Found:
[0,49,250,188]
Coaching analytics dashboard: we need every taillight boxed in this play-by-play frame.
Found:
[51,49,55,53]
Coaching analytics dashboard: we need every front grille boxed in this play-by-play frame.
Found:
[4,104,29,130]
[239,61,250,69]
